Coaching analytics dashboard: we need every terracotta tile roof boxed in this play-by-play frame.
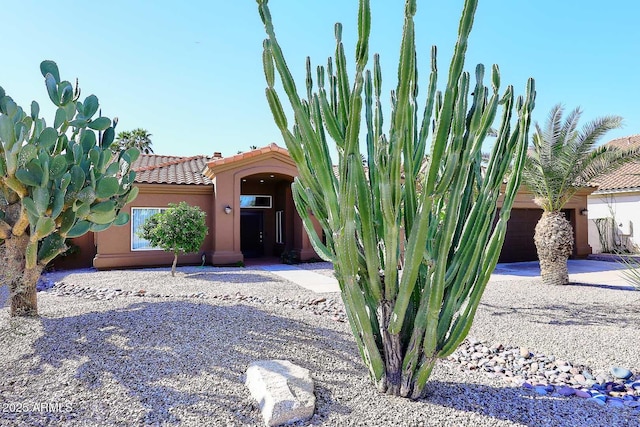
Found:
[206,142,289,168]
[591,135,640,192]
[132,154,213,185]
[603,134,640,149]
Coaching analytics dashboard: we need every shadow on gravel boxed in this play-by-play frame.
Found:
[423,380,636,427]
[181,271,281,284]
[19,301,358,425]
[566,282,638,292]
[479,300,640,328]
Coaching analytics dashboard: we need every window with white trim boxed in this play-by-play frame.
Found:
[275,210,284,244]
[131,207,166,250]
[240,195,272,208]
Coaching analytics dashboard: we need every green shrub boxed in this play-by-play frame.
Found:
[138,202,208,276]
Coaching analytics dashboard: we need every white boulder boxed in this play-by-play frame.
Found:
[245,359,315,426]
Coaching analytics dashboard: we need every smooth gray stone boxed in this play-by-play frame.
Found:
[610,366,633,380]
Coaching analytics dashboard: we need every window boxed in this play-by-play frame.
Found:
[131,207,166,250]
[275,210,284,244]
[240,195,272,208]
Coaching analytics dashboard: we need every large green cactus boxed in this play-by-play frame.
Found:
[0,61,139,317]
[257,0,535,398]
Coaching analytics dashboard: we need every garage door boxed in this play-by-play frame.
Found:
[498,208,542,263]
[497,208,577,263]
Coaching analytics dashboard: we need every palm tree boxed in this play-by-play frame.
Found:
[112,128,154,154]
[522,104,639,285]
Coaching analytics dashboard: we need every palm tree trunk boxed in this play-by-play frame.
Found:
[534,211,574,285]
[6,234,43,317]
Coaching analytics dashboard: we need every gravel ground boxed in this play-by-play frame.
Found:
[0,265,639,427]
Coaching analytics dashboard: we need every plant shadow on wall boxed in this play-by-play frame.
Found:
[15,302,357,425]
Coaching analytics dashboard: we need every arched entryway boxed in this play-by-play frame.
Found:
[239,172,294,259]
[203,144,321,265]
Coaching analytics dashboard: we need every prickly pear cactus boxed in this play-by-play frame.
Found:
[0,61,139,317]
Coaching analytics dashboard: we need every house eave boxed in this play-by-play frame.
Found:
[204,144,295,179]
[591,187,640,196]
[134,183,213,195]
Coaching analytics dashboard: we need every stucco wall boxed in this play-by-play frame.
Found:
[588,192,640,253]
[93,183,214,269]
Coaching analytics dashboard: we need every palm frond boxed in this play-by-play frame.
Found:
[557,107,581,145]
[578,145,640,184]
[541,104,564,151]
[574,115,623,154]
[522,105,626,211]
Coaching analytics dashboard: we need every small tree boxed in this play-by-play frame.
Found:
[138,202,207,276]
[0,61,139,317]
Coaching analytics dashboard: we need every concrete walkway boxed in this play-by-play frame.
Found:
[261,259,638,294]
[259,264,341,293]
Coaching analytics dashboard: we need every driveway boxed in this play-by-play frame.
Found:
[491,259,633,289]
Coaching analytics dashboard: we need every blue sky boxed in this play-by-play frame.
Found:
[3,0,639,157]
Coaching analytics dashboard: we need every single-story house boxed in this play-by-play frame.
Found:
[588,135,640,253]
[53,143,593,270]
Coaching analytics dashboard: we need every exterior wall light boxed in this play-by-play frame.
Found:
[224,205,232,215]
[580,208,588,216]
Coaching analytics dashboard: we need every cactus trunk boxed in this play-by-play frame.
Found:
[5,234,42,317]
[257,0,535,398]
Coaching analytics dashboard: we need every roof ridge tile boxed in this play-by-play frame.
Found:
[133,155,206,173]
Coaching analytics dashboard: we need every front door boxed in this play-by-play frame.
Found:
[241,211,264,258]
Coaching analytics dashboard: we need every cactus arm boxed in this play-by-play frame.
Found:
[390,0,478,335]
[353,152,382,302]
[434,67,497,342]
[437,87,521,352]
[258,0,534,398]
[334,24,351,129]
[0,219,11,239]
[291,182,335,262]
[421,72,473,357]
[335,229,386,386]
[402,57,419,247]
[425,0,478,192]
[11,207,30,236]
[318,79,345,145]
[438,79,535,357]
[414,46,438,177]
[379,0,417,300]
[261,41,340,231]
